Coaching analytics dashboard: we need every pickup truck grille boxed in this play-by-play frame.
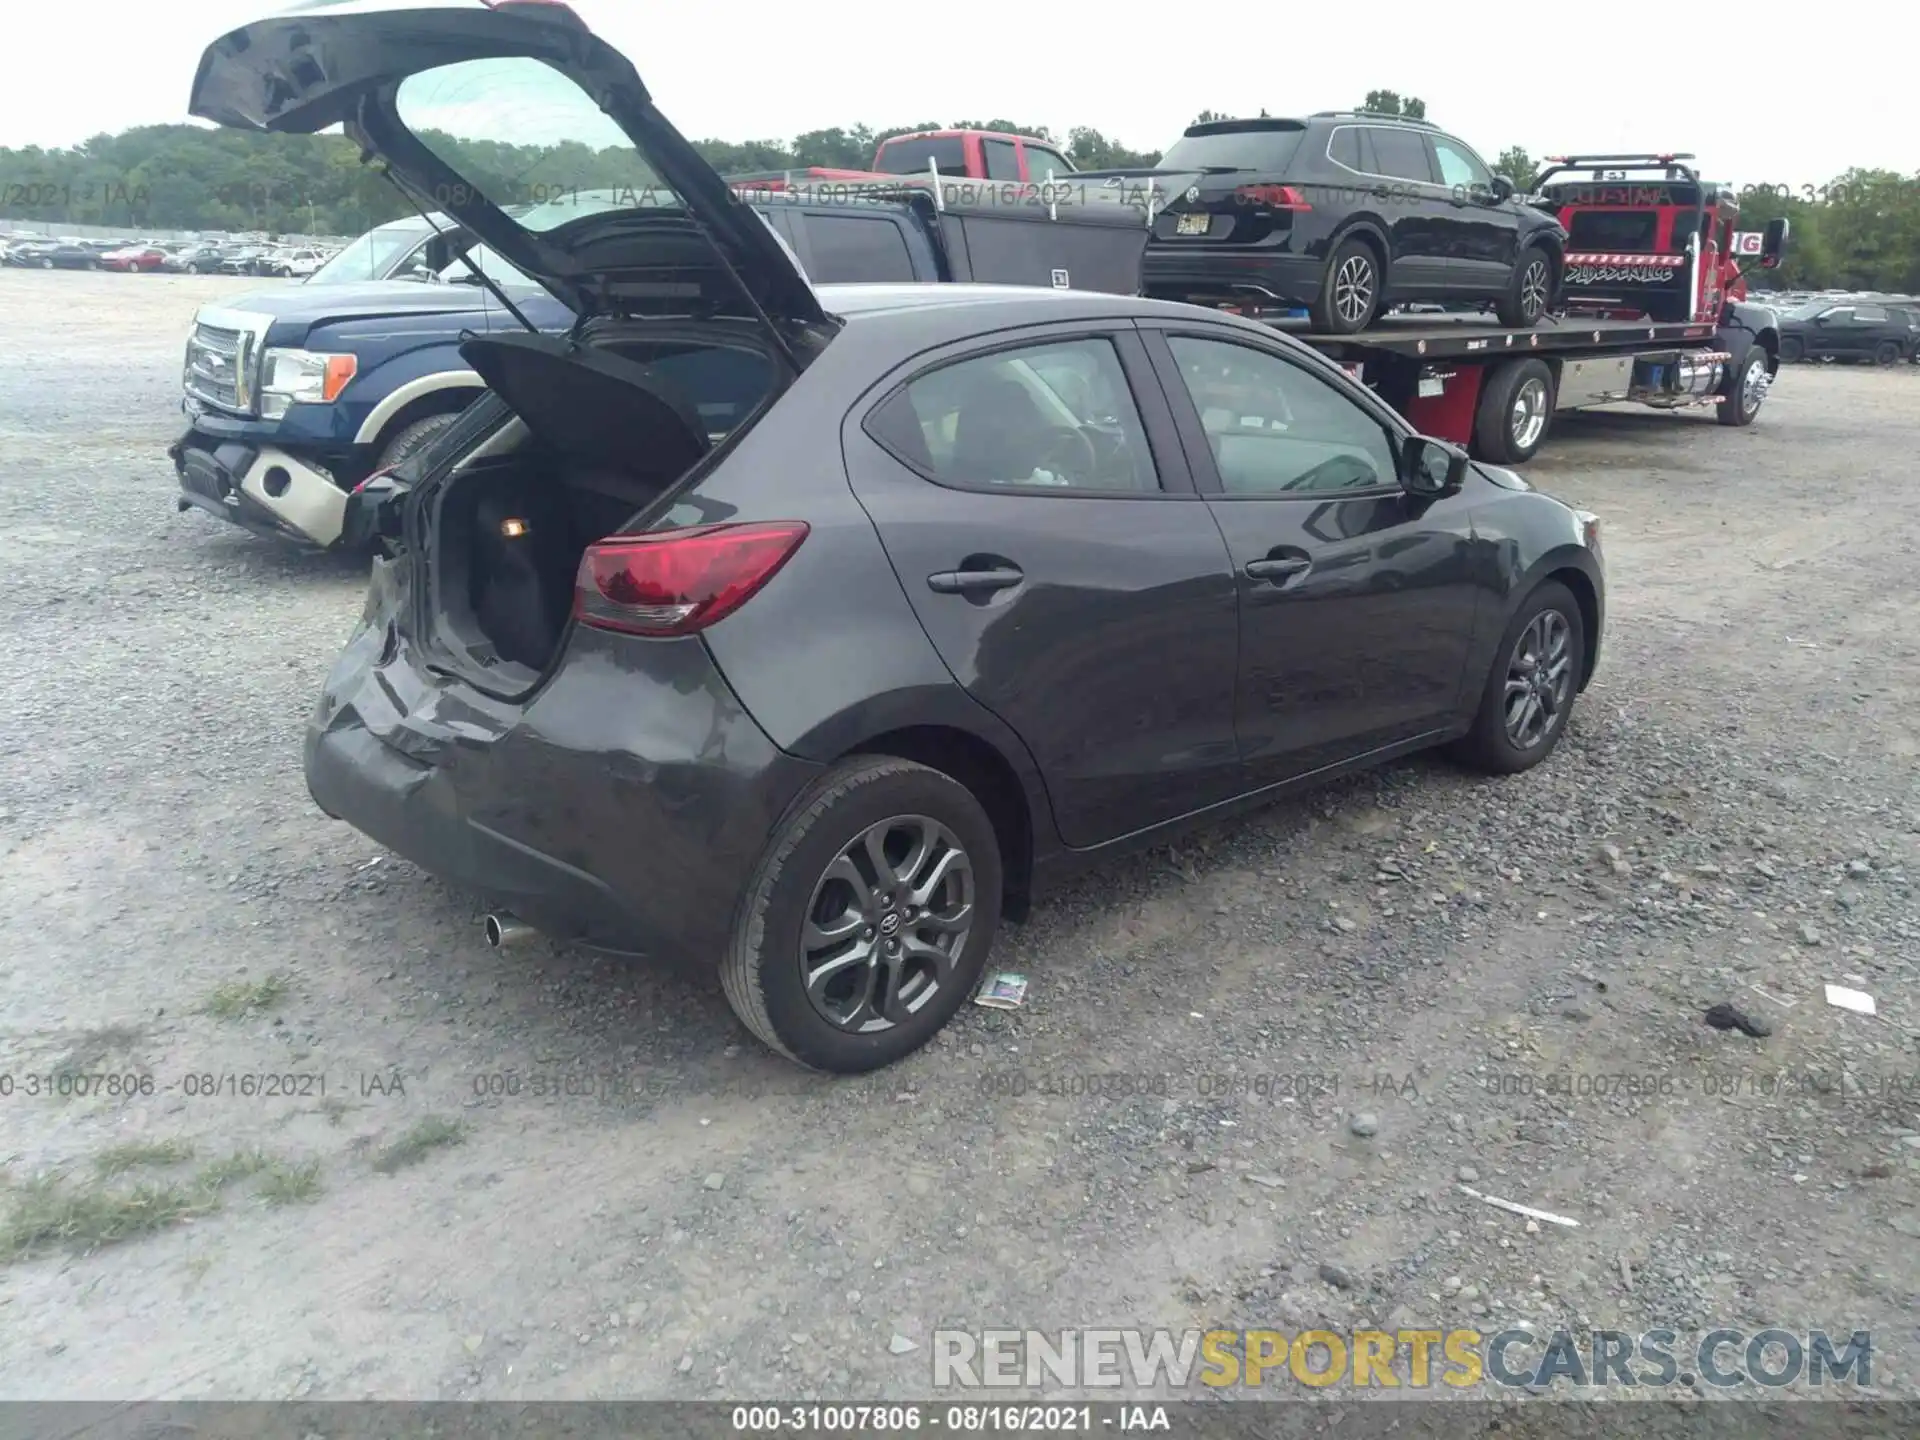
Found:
[183,322,254,414]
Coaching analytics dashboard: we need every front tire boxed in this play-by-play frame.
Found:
[1496,245,1554,327]
[1310,237,1383,334]
[722,757,1003,1073]
[1717,347,1770,427]
[375,412,461,472]
[1450,581,1586,775]
[1779,336,1803,362]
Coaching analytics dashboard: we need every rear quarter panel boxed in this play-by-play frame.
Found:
[690,334,1061,848]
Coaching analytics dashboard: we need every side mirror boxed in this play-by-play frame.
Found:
[1489,175,1514,202]
[1401,436,1468,497]
[1761,216,1789,268]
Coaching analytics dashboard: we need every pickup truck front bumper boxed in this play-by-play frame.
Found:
[169,428,351,549]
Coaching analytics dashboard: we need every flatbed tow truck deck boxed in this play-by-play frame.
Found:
[1211,152,1792,464]
[1237,310,1751,466]
[1273,313,1722,359]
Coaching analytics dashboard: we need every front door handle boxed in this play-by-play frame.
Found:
[928,566,1025,595]
[1244,556,1311,582]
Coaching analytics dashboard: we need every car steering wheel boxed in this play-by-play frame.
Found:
[1040,425,1100,485]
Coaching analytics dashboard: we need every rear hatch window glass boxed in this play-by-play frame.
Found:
[1566,210,1661,251]
[873,136,967,176]
[394,58,677,217]
[1160,124,1305,174]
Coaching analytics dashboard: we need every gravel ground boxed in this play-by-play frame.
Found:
[0,268,1915,1403]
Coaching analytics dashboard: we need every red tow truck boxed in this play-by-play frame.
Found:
[729,127,1079,194]
[1249,153,1791,464]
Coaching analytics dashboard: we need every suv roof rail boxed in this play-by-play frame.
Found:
[1539,152,1696,166]
[1312,109,1439,129]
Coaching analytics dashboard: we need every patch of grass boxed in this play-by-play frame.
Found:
[195,1148,273,1192]
[199,974,289,1020]
[257,1159,323,1206]
[94,1139,196,1177]
[371,1117,466,1175]
[0,1174,216,1262]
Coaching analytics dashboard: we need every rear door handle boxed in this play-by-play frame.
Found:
[1244,556,1311,582]
[927,566,1025,594]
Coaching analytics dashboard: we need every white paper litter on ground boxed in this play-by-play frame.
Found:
[1458,1184,1580,1228]
[1824,984,1877,1016]
[974,973,1029,1009]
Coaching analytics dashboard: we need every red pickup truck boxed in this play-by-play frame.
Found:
[731,128,1078,192]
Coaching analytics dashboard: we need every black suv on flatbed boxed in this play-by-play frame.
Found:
[1142,111,1567,334]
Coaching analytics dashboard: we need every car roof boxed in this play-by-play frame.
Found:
[816,283,1195,321]
[812,283,1322,355]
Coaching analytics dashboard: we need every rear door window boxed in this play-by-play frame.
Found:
[865,337,1160,493]
[1853,307,1887,324]
[983,139,1022,181]
[1328,126,1362,171]
[797,215,917,283]
[1367,127,1436,184]
[876,135,967,176]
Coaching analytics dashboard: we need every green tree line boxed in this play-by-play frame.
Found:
[5,107,1915,292]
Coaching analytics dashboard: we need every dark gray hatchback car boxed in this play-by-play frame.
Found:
[198,1,1605,1072]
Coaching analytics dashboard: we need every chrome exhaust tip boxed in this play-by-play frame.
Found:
[484,913,536,949]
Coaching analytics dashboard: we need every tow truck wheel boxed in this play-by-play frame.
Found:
[1717,348,1769,428]
[1496,245,1554,327]
[1471,358,1554,464]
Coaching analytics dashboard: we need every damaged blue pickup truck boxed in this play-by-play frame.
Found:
[169,186,1151,549]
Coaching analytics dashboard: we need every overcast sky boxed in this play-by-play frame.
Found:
[1,0,1909,191]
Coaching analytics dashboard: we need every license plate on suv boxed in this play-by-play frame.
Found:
[1176,212,1211,236]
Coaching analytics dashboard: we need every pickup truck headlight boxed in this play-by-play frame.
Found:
[259,348,358,419]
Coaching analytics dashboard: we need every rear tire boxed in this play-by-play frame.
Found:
[721,757,1003,1073]
[1874,340,1900,366]
[1310,237,1383,334]
[1779,336,1803,362]
[1717,347,1769,427]
[375,412,462,473]
[1495,245,1554,327]
[1449,581,1585,775]
[1471,357,1554,464]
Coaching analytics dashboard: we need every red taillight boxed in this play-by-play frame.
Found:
[1234,184,1311,211]
[574,522,809,638]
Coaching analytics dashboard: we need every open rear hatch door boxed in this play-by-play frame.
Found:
[189,0,830,334]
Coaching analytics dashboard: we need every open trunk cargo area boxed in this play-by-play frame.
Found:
[423,328,780,682]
